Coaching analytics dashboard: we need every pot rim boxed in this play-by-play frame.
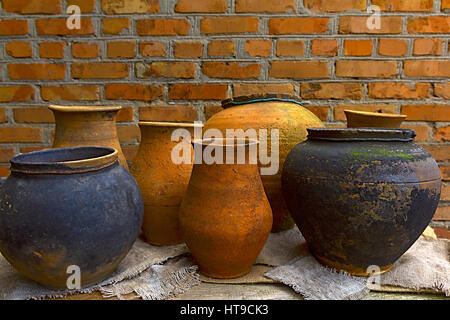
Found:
[138,121,204,128]
[10,147,118,175]
[48,105,122,113]
[222,94,303,109]
[344,109,407,119]
[307,127,416,142]
[192,138,259,148]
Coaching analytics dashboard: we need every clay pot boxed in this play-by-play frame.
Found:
[203,94,324,232]
[130,121,202,246]
[49,105,129,170]
[345,110,407,128]
[282,128,441,276]
[179,138,272,278]
[0,147,143,288]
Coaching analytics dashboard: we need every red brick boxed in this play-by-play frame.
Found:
[102,0,159,14]
[400,124,429,142]
[137,19,190,36]
[202,62,261,79]
[107,41,136,58]
[0,109,6,123]
[440,166,450,181]
[67,0,96,13]
[423,145,450,162]
[443,0,450,9]
[235,0,296,12]
[269,18,329,34]
[0,128,42,143]
[339,16,402,34]
[13,108,54,123]
[441,184,450,201]
[435,83,450,99]
[0,86,34,102]
[39,42,65,59]
[368,83,431,99]
[174,42,203,58]
[434,127,450,142]
[8,64,65,80]
[408,17,450,33]
[372,0,433,11]
[2,0,62,14]
[301,83,362,100]
[136,62,196,79]
[433,227,450,239]
[139,106,198,122]
[115,108,134,123]
[175,0,227,13]
[201,17,259,34]
[413,39,443,56]
[334,104,396,121]
[205,105,224,120]
[117,125,140,144]
[305,106,330,121]
[244,40,272,57]
[378,39,408,57]
[276,41,305,57]
[311,39,338,56]
[0,20,29,36]
[41,85,100,101]
[0,148,14,163]
[72,63,128,79]
[402,105,450,121]
[36,18,94,35]
[404,60,450,77]
[169,84,228,100]
[434,206,450,220]
[105,84,163,101]
[72,43,100,58]
[270,61,329,79]
[5,42,32,58]
[122,145,138,162]
[139,42,166,57]
[336,60,398,78]
[103,18,130,35]
[233,83,295,97]
[343,40,373,56]
[208,40,235,57]
[0,166,10,178]
[304,0,366,12]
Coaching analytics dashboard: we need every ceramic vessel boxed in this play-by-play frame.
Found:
[0,147,143,288]
[345,110,407,128]
[179,138,272,278]
[282,128,441,276]
[203,94,324,232]
[130,121,201,246]
[49,105,129,170]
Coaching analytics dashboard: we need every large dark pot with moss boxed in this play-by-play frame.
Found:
[0,147,143,288]
[282,128,441,276]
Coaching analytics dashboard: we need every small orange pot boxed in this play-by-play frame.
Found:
[345,110,407,128]
[49,105,128,170]
[179,138,273,279]
[130,122,201,246]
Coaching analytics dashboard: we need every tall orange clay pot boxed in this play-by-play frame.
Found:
[203,95,324,232]
[49,105,128,170]
[130,122,201,246]
[179,138,273,279]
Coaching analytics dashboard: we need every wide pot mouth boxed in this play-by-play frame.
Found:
[192,138,259,148]
[49,105,122,113]
[10,147,118,175]
[138,121,204,128]
[307,128,416,142]
[222,94,303,109]
[344,110,407,119]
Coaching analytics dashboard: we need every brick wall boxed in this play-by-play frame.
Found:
[0,0,449,237]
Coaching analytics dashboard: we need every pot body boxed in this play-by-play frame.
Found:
[179,140,272,278]
[130,122,198,246]
[0,147,143,288]
[282,128,441,276]
[50,105,129,170]
[203,96,324,232]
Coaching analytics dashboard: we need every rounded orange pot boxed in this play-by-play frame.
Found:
[179,138,273,279]
[49,105,128,170]
[345,110,407,128]
[130,122,201,246]
[203,95,324,232]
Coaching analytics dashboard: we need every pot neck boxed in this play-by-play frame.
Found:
[307,128,416,142]
[222,94,303,109]
[10,147,118,175]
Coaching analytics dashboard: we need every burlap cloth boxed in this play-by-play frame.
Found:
[0,228,448,300]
